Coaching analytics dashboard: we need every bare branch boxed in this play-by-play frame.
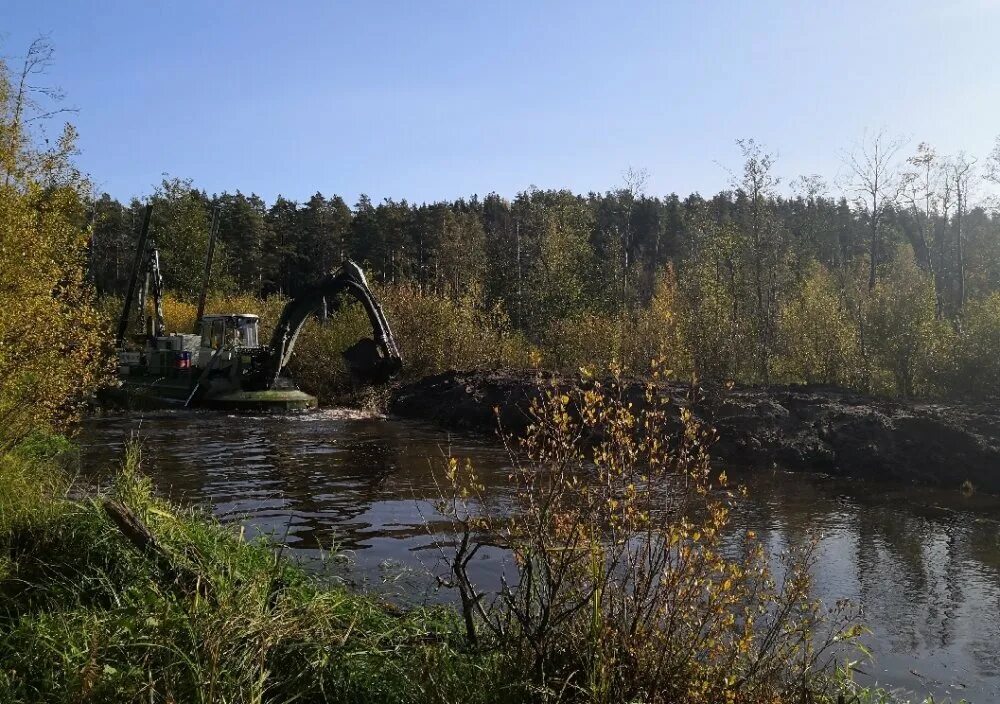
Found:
[842,129,908,289]
[986,135,1000,186]
[622,165,649,198]
[25,106,79,123]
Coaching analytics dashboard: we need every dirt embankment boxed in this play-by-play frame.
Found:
[391,370,1000,493]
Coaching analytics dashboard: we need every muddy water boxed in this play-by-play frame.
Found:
[80,410,1000,702]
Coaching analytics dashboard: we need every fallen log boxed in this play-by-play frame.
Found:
[102,499,213,601]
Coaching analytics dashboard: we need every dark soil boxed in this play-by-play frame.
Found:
[391,369,1000,493]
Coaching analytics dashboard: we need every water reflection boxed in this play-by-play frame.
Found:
[80,411,1000,702]
[725,470,1000,701]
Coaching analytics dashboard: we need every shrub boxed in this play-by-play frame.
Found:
[540,270,692,379]
[539,312,625,373]
[381,284,533,379]
[933,292,1000,399]
[675,255,756,383]
[865,255,942,397]
[632,265,694,377]
[0,66,110,450]
[435,371,861,703]
[775,263,858,386]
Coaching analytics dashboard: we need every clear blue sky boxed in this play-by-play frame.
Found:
[5,0,999,204]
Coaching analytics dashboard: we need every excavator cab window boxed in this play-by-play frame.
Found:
[202,319,226,350]
[236,318,258,347]
[200,316,259,350]
[212,320,225,349]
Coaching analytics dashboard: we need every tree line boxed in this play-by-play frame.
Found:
[87,135,1000,399]
[7,35,1000,406]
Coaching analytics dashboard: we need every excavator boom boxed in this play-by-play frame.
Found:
[115,203,166,343]
[265,260,402,387]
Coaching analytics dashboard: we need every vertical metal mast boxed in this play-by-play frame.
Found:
[194,206,220,332]
[115,204,154,347]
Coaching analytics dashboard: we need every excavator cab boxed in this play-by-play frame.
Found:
[198,314,260,351]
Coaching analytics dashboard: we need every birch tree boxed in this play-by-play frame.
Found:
[844,131,906,291]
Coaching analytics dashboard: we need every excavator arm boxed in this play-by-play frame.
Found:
[265,260,402,387]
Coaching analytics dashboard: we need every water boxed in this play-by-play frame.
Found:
[80,410,1000,702]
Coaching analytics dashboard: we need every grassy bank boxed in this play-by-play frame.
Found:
[0,437,507,703]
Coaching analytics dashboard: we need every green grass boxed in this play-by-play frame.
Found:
[0,435,513,704]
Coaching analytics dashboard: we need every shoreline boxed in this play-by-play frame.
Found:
[391,369,1000,493]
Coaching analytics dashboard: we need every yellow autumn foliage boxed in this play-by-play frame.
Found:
[435,374,861,702]
[0,60,109,448]
[774,263,858,386]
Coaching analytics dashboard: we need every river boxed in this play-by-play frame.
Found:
[80,409,1000,702]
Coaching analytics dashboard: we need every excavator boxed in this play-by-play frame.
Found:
[110,204,401,411]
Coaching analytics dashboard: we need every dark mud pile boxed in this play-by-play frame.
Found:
[391,370,1000,492]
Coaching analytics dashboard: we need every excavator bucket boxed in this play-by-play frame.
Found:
[342,338,404,383]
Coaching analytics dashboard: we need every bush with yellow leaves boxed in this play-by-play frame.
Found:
[0,58,110,450]
[381,283,534,379]
[435,367,861,703]
[774,263,858,386]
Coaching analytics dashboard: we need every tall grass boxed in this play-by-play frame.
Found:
[0,436,509,704]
